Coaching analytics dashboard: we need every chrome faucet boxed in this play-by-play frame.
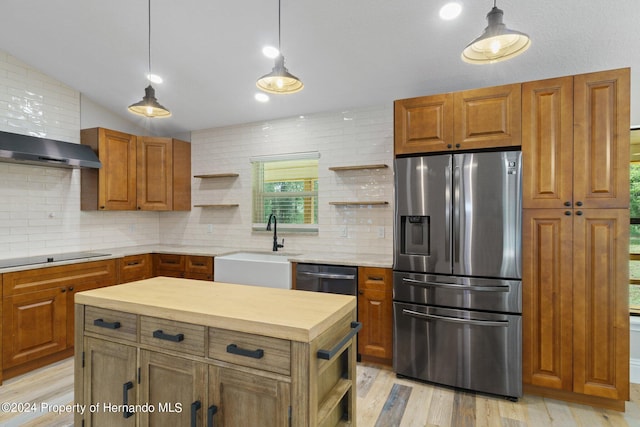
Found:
[266,213,284,252]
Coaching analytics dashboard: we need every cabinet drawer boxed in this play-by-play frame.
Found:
[186,256,213,276]
[154,254,185,272]
[119,254,153,283]
[140,316,205,356]
[209,328,291,376]
[84,306,137,342]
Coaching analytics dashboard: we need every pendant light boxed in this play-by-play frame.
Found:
[461,0,530,64]
[128,0,171,118]
[256,0,303,94]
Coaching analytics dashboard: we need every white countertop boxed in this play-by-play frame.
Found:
[0,244,392,273]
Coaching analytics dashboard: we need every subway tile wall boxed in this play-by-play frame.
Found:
[0,51,160,258]
[160,106,395,257]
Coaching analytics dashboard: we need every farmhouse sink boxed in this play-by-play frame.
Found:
[213,252,296,289]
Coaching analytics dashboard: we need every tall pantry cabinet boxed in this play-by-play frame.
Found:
[522,68,630,409]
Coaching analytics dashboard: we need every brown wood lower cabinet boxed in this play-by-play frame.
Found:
[2,260,117,380]
[357,266,393,365]
[154,253,213,280]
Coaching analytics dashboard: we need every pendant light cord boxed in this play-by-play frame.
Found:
[148,0,152,76]
[278,0,281,51]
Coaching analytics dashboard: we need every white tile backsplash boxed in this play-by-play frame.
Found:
[0,52,160,258]
[162,106,394,257]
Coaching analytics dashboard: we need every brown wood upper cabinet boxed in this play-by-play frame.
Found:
[81,128,191,211]
[522,69,630,209]
[453,83,521,151]
[394,93,453,155]
[394,83,521,155]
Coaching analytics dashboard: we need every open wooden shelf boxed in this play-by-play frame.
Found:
[328,201,389,206]
[328,164,388,171]
[193,204,239,208]
[193,173,239,178]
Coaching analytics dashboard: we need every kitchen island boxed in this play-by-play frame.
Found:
[74,277,358,427]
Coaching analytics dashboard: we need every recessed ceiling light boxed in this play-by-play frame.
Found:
[439,2,462,20]
[255,93,269,102]
[147,73,163,84]
[262,46,280,59]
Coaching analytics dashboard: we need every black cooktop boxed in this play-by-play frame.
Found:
[0,251,111,269]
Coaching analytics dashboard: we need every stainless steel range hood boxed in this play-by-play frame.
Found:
[0,130,101,169]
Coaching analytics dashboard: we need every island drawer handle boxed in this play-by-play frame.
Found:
[207,405,218,427]
[153,329,185,342]
[94,318,121,330]
[191,401,201,427]
[226,344,264,359]
[317,321,362,360]
[122,381,134,419]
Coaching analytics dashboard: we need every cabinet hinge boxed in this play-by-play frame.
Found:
[81,419,85,427]
[82,351,85,368]
[137,367,141,384]
[288,406,292,427]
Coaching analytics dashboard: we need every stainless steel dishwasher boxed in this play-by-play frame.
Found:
[295,263,357,295]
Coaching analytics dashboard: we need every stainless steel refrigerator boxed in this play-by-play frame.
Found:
[393,150,523,399]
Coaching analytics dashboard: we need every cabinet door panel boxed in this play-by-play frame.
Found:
[98,128,137,210]
[357,267,392,362]
[84,337,136,427]
[2,288,67,368]
[210,365,290,427]
[522,77,574,209]
[573,69,630,208]
[394,93,453,154]
[139,350,207,427]
[453,83,521,150]
[137,137,173,211]
[572,209,629,400]
[522,210,573,390]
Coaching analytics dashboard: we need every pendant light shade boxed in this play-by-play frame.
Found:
[257,0,303,94]
[257,55,304,94]
[128,0,171,118]
[462,2,530,64]
[128,85,171,118]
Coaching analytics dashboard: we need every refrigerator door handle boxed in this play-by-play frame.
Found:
[401,277,510,292]
[402,309,509,327]
[444,162,451,264]
[452,162,461,264]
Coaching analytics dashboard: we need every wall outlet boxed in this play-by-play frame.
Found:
[377,226,385,239]
[207,224,214,234]
[340,226,348,238]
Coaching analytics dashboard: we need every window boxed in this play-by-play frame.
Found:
[631,128,640,314]
[251,152,319,233]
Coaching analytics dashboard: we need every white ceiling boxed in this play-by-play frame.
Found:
[1,0,639,136]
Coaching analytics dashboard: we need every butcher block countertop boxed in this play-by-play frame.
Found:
[74,276,356,343]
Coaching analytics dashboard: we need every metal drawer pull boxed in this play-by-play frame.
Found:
[122,381,134,419]
[94,318,121,329]
[153,329,185,342]
[317,321,362,360]
[226,344,264,359]
[126,261,140,266]
[191,401,201,427]
[299,271,356,280]
[207,405,218,427]
[402,278,509,292]
[192,262,206,266]
[402,309,508,327]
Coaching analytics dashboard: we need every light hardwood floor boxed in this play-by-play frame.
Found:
[0,358,639,426]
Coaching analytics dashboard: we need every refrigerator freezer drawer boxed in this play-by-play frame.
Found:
[393,302,522,399]
[393,271,522,313]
